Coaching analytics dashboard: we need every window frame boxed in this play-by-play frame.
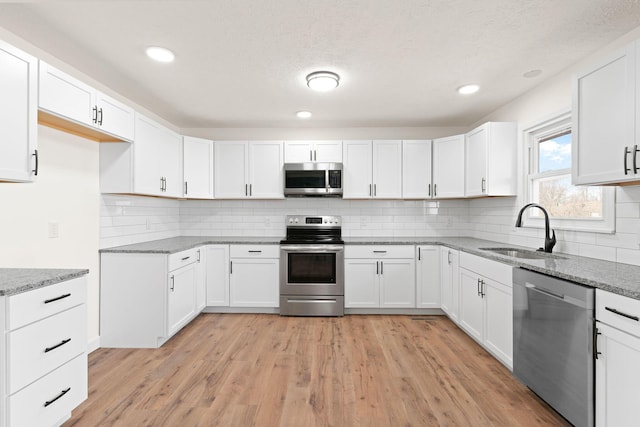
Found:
[523,110,615,233]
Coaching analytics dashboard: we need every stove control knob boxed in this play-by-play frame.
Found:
[294,218,299,223]
[288,218,293,223]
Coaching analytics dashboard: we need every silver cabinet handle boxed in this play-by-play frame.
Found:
[447,250,452,265]
[481,178,486,193]
[170,275,175,291]
[197,250,201,262]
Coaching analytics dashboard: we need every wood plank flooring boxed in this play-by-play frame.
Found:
[64,314,570,427]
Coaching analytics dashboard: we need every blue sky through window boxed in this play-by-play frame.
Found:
[538,132,571,172]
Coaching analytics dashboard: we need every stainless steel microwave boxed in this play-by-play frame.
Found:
[283,162,343,197]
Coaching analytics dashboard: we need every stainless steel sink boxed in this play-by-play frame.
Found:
[479,247,567,260]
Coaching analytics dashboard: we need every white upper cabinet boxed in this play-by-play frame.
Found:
[39,61,134,142]
[214,141,284,199]
[100,114,182,197]
[464,122,517,197]
[402,140,432,199]
[433,134,465,198]
[0,39,38,183]
[183,136,214,199]
[343,140,402,199]
[284,140,342,163]
[573,41,638,185]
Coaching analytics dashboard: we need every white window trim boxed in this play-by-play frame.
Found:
[522,109,616,234]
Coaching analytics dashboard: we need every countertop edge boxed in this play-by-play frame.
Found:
[0,268,90,296]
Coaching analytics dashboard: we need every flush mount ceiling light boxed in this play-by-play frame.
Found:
[296,111,312,119]
[457,84,480,95]
[306,71,340,92]
[145,46,175,63]
[523,69,543,78]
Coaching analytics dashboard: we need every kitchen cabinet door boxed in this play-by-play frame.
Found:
[573,42,638,185]
[402,140,432,199]
[248,141,284,198]
[183,136,214,199]
[595,322,640,427]
[465,122,516,197]
[285,140,342,163]
[39,61,94,127]
[284,141,314,162]
[458,268,484,342]
[343,140,373,198]
[167,262,198,337]
[195,248,206,312]
[229,258,279,307]
[344,259,379,307]
[440,247,460,322]
[379,258,415,308]
[432,135,465,198]
[94,91,135,141]
[205,245,230,307]
[314,141,342,162]
[416,246,440,308]
[0,40,37,183]
[372,140,402,198]
[483,278,513,368]
[214,141,248,198]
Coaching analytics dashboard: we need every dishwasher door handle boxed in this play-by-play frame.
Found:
[525,283,565,301]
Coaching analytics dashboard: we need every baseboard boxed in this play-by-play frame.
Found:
[88,336,101,353]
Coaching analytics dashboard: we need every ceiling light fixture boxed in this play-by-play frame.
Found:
[296,111,312,119]
[523,69,542,78]
[145,46,175,63]
[306,71,340,92]
[457,84,479,95]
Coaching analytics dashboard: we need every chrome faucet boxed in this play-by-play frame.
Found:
[515,203,556,253]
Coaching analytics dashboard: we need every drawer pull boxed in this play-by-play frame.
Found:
[248,250,262,253]
[44,387,71,407]
[181,256,191,261]
[44,338,71,353]
[373,250,387,253]
[605,306,639,321]
[44,293,71,304]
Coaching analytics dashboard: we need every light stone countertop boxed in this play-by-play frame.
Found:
[100,235,640,300]
[0,268,89,296]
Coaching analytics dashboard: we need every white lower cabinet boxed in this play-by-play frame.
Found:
[101,247,204,348]
[344,245,415,308]
[440,247,460,322]
[458,252,513,369]
[205,245,230,307]
[595,289,640,427]
[229,245,279,307]
[1,275,88,427]
[416,245,440,308]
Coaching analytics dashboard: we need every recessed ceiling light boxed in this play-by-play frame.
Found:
[296,111,312,119]
[146,46,175,63]
[306,71,340,92]
[457,84,479,95]
[523,69,542,78]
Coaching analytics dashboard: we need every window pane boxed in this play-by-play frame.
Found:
[538,132,571,173]
[532,174,603,219]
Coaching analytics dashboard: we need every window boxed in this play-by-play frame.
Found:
[525,111,615,233]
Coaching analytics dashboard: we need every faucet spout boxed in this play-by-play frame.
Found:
[515,203,557,253]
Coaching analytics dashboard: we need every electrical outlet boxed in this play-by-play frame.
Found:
[48,222,59,239]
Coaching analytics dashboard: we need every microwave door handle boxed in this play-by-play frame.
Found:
[326,169,329,193]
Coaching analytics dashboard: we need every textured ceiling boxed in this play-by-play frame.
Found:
[0,1,639,128]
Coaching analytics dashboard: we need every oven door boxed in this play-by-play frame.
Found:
[280,245,344,296]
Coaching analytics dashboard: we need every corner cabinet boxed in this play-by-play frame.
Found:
[100,247,204,348]
[38,61,134,142]
[214,141,284,199]
[572,41,640,186]
[595,289,640,427]
[343,140,403,199]
[99,114,183,198]
[344,245,415,308]
[458,252,513,369]
[183,136,214,199]
[1,276,88,427]
[0,39,38,183]
[432,135,465,198]
[465,122,517,197]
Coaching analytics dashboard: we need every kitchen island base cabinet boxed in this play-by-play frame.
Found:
[100,248,203,348]
[229,245,279,308]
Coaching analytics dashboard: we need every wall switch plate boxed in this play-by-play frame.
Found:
[48,222,59,238]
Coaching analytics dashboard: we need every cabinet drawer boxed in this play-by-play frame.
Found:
[7,277,87,330]
[459,252,513,286]
[345,245,414,259]
[597,289,640,338]
[168,247,200,271]
[9,353,88,427]
[9,304,87,394]
[230,245,279,258]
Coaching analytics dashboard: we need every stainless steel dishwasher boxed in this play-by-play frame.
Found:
[513,268,595,427]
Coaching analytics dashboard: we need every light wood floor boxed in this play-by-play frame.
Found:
[64,314,570,427]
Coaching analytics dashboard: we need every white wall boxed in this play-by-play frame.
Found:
[0,126,101,343]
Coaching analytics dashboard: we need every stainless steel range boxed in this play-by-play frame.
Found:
[279,215,344,317]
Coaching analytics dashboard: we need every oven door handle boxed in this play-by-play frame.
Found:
[280,245,344,252]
